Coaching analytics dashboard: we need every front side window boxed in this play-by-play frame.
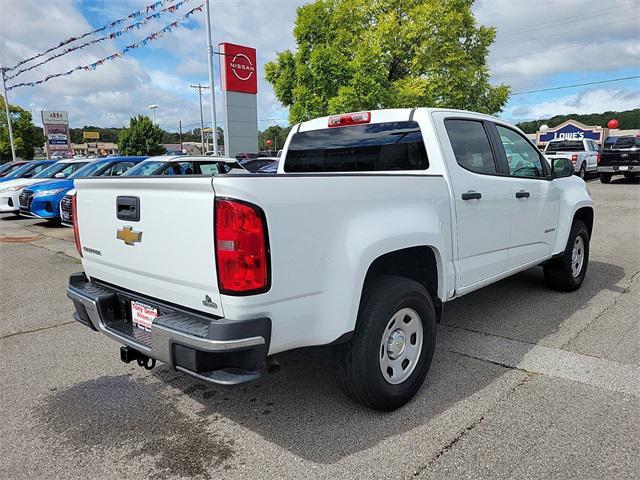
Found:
[285,121,428,172]
[103,162,134,176]
[160,162,195,175]
[445,120,497,174]
[496,125,545,178]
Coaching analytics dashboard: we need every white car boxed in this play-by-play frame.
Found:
[67,108,593,411]
[0,159,88,214]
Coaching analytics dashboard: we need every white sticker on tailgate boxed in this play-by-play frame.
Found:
[131,301,158,331]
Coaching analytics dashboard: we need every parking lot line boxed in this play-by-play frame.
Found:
[439,324,640,398]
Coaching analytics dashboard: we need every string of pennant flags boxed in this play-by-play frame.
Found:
[6,4,204,91]
[5,0,193,81]
[7,0,189,71]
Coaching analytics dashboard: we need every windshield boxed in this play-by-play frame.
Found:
[123,161,165,176]
[545,140,583,151]
[35,161,89,179]
[5,162,41,178]
[68,160,111,178]
[0,163,18,174]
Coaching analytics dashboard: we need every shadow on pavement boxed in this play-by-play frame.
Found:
[144,260,626,464]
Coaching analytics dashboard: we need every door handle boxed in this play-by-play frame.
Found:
[515,190,530,199]
[461,191,482,200]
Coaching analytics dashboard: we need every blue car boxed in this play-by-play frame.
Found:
[19,156,146,221]
[0,160,55,183]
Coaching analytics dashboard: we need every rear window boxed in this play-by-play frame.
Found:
[612,136,640,149]
[545,140,583,152]
[285,121,428,172]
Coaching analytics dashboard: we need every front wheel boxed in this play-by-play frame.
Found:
[335,275,436,411]
[543,220,590,291]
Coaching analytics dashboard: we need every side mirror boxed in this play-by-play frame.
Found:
[551,158,574,179]
[54,172,65,178]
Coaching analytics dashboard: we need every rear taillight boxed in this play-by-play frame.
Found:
[328,111,371,128]
[215,198,269,295]
[597,153,601,164]
[72,193,82,257]
[571,154,578,164]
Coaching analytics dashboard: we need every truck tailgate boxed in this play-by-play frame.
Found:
[74,177,223,316]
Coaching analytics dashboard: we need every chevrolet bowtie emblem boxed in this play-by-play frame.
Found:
[116,226,142,245]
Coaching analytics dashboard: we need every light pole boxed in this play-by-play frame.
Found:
[190,83,209,154]
[204,0,218,155]
[1,67,17,162]
[148,104,158,125]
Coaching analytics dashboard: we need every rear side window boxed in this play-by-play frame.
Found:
[445,120,497,174]
[284,121,428,172]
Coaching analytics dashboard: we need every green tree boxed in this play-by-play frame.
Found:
[265,0,509,124]
[259,125,291,150]
[0,95,45,162]
[516,108,640,134]
[117,115,165,156]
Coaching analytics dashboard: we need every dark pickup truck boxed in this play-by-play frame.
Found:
[598,135,640,184]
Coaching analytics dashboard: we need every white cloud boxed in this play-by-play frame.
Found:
[474,0,640,89]
[1,0,638,131]
[507,88,640,120]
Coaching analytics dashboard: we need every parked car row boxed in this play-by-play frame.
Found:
[0,155,247,224]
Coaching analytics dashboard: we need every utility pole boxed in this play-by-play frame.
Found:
[1,68,17,162]
[178,120,183,154]
[190,83,209,154]
[204,0,218,155]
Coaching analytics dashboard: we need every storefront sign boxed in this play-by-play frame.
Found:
[42,110,72,157]
[42,111,68,125]
[537,120,603,144]
[219,42,257,94]
[83,131,100,140]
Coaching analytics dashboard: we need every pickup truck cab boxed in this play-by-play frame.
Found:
[67,108,593,411]
[544,138,600,179]
[598,135,640,183]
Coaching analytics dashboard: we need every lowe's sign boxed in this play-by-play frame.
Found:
[537,120,603,144]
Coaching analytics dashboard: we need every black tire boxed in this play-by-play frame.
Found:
[335,275,436,411]
[624,174,640,184]
[599,173,612,184]
[578,163,586,179]
[543,220,589,291]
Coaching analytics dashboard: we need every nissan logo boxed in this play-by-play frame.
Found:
[230,53,255,81]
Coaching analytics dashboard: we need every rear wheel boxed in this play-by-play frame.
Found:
[335,275,436,411]
[544,220,589,291]
[624,173,639,184]
[579,163,586,179]
[599,173,612,184]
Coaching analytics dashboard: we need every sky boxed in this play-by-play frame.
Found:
[0,0,639,131]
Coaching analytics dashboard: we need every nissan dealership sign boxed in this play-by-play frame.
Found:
[219,42,258,157]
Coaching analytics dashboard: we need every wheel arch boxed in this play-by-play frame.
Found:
[573,206,594,238]
[359,246,443,322]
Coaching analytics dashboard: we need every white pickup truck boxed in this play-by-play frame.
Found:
[544,137,600,179]
[67,108,593,411]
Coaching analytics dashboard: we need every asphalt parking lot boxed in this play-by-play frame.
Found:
[1,178,638,480]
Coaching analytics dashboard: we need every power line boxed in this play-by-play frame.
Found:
[497,4,631,37]
[495,17,634,50]
[491,38,629,63]
[511,75,640,96]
